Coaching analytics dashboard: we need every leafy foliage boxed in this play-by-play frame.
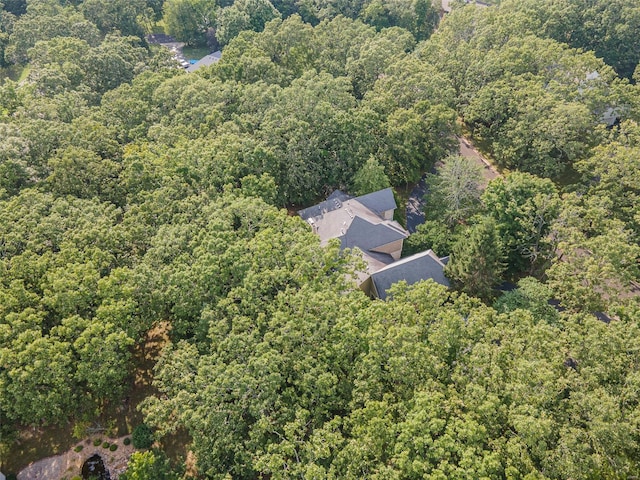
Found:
[121,450,179,480]
[162,0,217,46]
[1,2,640,479]
[132,424,154,449]
[425,154,483,227]
[445,218,506,299]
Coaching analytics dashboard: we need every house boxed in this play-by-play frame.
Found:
[186,51,222,72]
[298,188,407,276]
[299,188,449,298]
[364,250,450,299]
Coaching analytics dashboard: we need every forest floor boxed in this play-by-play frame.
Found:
[3,323,191,477]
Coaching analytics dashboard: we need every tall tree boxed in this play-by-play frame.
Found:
[425,154,484,227]
[163,0,217,46]
[445,218,506,300]
[352,156,390,196]
[482,172,560,275]
[80,0,147,37]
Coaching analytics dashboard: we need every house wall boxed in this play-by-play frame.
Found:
[370,239,404,260]
[359,276,375,297]
[381,209,394,220]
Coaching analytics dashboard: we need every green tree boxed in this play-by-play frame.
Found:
[500,0,640,79]
[352,156,390,195]
[216,0,279,46]
[482,172,560,275]
[574,120,640,237]
[345,26,415,97]
[425,154,483,227]
[132,424,155,449]
[72,321,134,401]
[215,5,250,46]
[121,450,179,480]
[546,194,640,313]
[361,0,438,41]
[5,4,100,64]
[0,332,75,424]
[80,0,147,37]
[403,219,460,257]
[445,218,506,300]
[0,4,16,67]
[163,0,217,46]
[464,76,595,177]
[380,101,457,185]
[493,277,559,323]
[46,146,122,203]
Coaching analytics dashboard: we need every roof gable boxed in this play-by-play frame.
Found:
[371,250,450,299]
[186,51,222,72]
[340,216,407,252]
[355,188,396,216]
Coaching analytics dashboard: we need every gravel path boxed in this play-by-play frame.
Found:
[18,436,135,480]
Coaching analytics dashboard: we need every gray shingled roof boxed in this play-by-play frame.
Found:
[186,51,222,72]
[355,188,396,216]
[371,250,449,300]
[363,250,395,266]
[340,216,406,252]
[298,190,351,221]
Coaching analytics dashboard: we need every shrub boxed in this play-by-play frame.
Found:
[131,424,154,449]
[105,419,118,438]
[109,443,118,451]
[71,476,82,480]
[74,445,84,452]
[123,437,131,446]
[72,421,89,440]
[102,441,110,448]
[93,438,102,446]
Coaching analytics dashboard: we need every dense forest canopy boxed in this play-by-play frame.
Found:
[1,0,640,478]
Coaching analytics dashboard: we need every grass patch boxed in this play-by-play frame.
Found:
[17,65,30,82]
[182,46,211,61]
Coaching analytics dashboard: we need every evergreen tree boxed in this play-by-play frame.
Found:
[445,218,506,300]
